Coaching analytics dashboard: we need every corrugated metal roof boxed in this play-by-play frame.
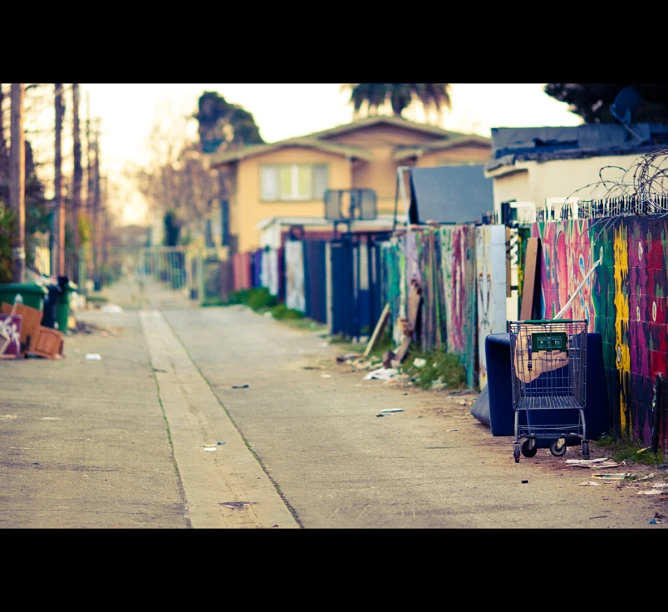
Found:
[486,123,668,172]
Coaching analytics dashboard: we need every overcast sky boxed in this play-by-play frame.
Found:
[27,84,584,225]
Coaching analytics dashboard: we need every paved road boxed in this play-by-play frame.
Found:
[164,306,668,529]
[0,311,189,528]
[1,272,666,528]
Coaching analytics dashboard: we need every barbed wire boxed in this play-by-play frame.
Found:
[534,148,668,241]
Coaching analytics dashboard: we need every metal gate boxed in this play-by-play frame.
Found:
[138,247,225,308]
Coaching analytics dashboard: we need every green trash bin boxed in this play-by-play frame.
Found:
[55,278,77,334]
[0,282,48,312]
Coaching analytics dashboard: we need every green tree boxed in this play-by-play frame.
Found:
[544,84,668,124]
[343,83,452,120]
[194,91,265,153]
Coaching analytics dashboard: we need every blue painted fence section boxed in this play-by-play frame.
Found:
[329,234,387,340]
[303,240,328,325]
[251,249,263,288]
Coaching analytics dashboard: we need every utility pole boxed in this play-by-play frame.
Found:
[92,118,101,281]
[9,84,25,283]
[0,84,8,182]
[100,175,108,269]
[72,84,82,252]
[54,83,65,277]
[86,92,93,217]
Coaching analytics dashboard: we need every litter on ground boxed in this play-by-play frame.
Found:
[592,473,629,480]
[568,460,620,469]
[364,368,398,381]
[100,304,123,313]
[85,353,101,360]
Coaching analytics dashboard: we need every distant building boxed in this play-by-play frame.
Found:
[209,116,491,253]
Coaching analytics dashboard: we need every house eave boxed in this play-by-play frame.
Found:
[210,139,373,167]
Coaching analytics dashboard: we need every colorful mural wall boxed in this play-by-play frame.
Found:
[476,225,508,390]
[381,236,407,346]
[415,228,446,352]
[531,217,668,449]
[440,225,478,388]
[380,224,484,389]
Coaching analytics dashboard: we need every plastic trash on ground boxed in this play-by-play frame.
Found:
[364,368,398,381]
[101,304,123,313]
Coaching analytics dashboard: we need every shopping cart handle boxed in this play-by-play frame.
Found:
[519,319,582,324]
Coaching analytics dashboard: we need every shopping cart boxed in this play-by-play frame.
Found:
[508,319,589,463]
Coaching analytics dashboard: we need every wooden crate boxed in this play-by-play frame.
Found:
[30,326,64,359]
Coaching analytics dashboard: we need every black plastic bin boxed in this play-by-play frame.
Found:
[41,284,62,329]
[485,332,611,446]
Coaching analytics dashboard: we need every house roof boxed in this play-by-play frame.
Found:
[304,115,468,141]
[486,123,668,173]
[210,138,373,166]
[209,115,484,167]
[393,135,491,162]
[408,165,494,224]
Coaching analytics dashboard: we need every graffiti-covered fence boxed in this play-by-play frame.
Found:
[531,216,668,449]
[379,225,505,389]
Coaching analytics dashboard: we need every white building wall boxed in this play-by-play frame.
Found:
[491,153,647,214]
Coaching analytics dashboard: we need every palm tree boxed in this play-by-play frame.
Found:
[342,83,452,121]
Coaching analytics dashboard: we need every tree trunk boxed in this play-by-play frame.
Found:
[55,84,64,277]
[72,84,83,251]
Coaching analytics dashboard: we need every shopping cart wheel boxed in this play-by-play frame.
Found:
[581,441,590,460]
[513,444,520,463]
[521,439,538,458]
[550,439,567,457]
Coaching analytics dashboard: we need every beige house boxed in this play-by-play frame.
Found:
[209,116,491,253]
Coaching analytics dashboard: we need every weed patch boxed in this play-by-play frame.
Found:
[270,303,304,320]
[202,297,226,307]
[402,346,467,391]
[596,433,668,466]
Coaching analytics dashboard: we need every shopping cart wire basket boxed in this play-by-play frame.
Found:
[507,319,589,463]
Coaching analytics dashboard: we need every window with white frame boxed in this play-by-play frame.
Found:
[260,164,329,202]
